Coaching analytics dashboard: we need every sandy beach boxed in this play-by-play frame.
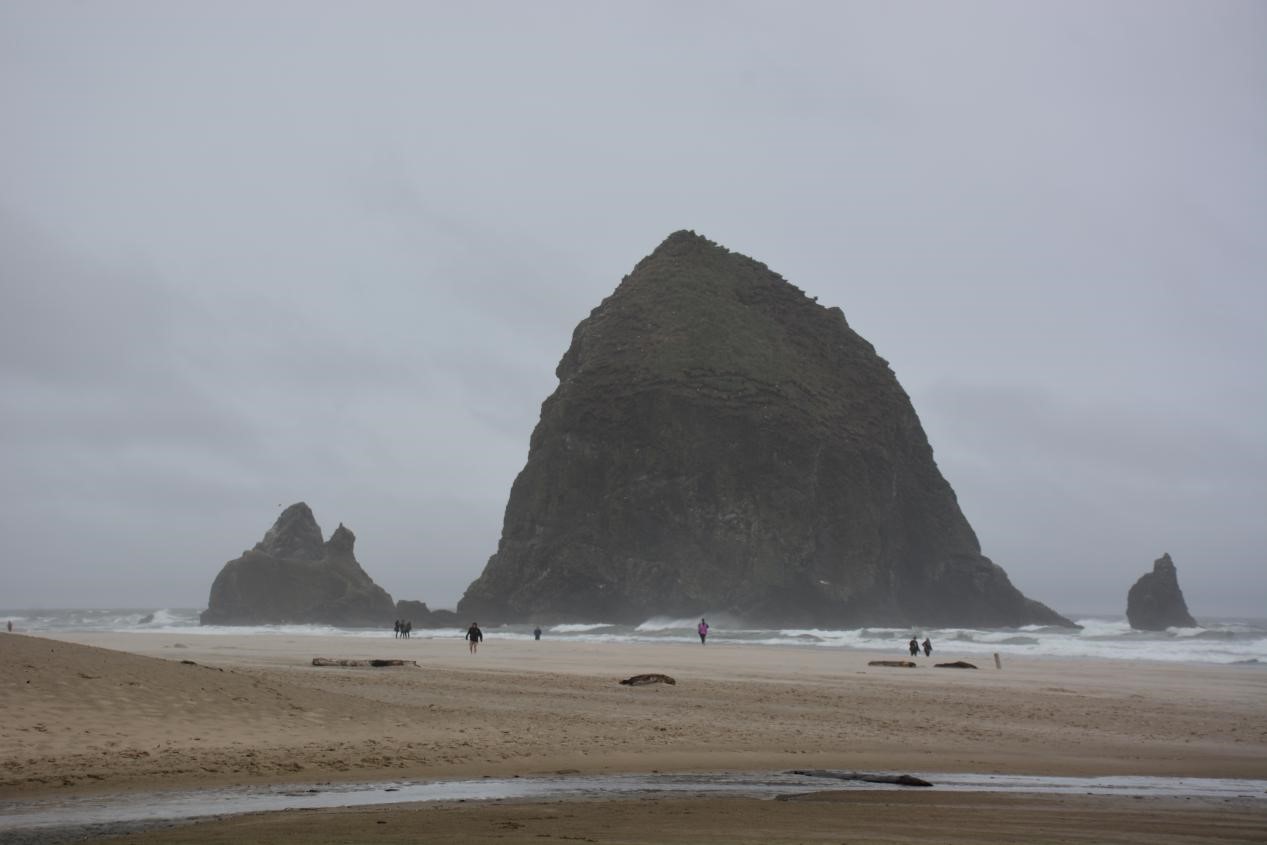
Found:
[3,630,1265,842]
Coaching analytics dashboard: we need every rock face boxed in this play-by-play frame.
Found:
[201,503,397,627]
[1126,553,1198,630]
[459,231,1073,628]
[395,599,462,629]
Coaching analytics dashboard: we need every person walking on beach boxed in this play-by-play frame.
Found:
[908,637,919,657]
[922,637,932,657]
[698,618,710,645]
[394,620,401,639]
[466,621,483,654]
[533,626,542,641]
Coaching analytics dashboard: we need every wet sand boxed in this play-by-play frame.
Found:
[92,792,1267,845]
[3,630,1265,842]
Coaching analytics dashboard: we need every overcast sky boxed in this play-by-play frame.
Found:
[2,1,1263,619]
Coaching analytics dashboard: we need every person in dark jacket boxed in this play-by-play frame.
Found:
[466,622,484,654]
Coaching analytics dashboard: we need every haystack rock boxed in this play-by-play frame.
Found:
[201,503,396,626]
[1126,553,1198,630]
[459,231,1073,628]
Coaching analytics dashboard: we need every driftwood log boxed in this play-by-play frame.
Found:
[311,658,418,667]
[791,769,933,787]
[867,660,917,668]
[619,673,676,686]
[934,660,978,669]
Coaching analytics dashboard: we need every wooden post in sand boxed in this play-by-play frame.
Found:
[993,652,1002,670]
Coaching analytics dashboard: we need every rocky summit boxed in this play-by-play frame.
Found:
[459,231,1073,628]
[201,503,396,626]
[1126,553,1198,630]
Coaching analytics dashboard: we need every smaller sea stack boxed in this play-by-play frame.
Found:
[201,503,396,626]
[1126,553,1198,630]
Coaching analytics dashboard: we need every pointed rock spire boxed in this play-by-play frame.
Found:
[1127,553,1198,630]
[254,502,324,560]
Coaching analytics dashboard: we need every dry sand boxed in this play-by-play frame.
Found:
[3,630,1265,842]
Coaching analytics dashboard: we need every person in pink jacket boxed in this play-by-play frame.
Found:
[697,618,709,645]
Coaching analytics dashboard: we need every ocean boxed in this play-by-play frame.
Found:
[3,608,1265,665]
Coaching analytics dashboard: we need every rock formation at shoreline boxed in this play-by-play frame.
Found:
[395,599,461,629]
[1126,553,1198,630]
[458,231,1074,628]
[201,503,397,626]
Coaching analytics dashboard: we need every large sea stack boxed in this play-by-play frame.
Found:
[1126,553,1198,630]
[201,503,396,626]
[459,231,1073,628]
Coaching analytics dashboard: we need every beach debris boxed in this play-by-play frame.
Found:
[311,658,419,668]
[867,660,917,668]
[791,769,933,787]
[934,661,978,669]
[619,673,677,686]
[177,659,224,671]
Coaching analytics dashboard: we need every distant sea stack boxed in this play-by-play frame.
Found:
[459,231,1073,628]
[201,503,396,626]
[1126,553,1198,630]
[395,599,461,629]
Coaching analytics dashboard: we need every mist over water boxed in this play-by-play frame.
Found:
[4,609,1265,665]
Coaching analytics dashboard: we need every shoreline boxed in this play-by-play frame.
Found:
[7,608,1266,668]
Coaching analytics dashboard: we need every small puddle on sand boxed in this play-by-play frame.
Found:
[2,771,1264,842]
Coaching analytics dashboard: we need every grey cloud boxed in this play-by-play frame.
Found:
[1,1,1263,615]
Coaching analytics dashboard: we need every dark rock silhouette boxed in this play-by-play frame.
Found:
[395,599,461,629]
[201,503,396,626]
[1126,553,1198,630]
[458,231,1073,628]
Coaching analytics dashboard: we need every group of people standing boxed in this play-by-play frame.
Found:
[908,636,932,657]
[393,620,413,639]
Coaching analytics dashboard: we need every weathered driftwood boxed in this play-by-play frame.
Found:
[311,657,418,667]
[867,660,917,668]
[935,660,978,669]
[177,659,224,671]
[791,769,933,787]
[619,673,676,686]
